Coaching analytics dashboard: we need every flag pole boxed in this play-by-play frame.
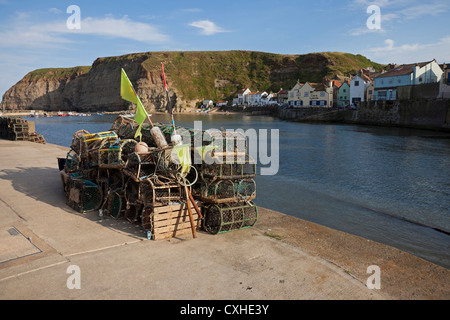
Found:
[162,62,176,136]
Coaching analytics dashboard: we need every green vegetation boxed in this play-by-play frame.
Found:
[25,66,91,81]
[24,51,385,102]
[140,51,384,102]
[264,231,284,240]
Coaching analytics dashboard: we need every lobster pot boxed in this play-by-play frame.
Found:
[97,168,125,193]
[198,178,256,203]
[203,201,258,235]
[124,149,177,181]
[60,170,70,195]
[70,130,90,154]
[141,202,202,240]
[102,191,126,219]
[124,203,142,223]
[124,151,157,180]
[77,131,118,164]
[203,130,247,153]
[110,115,135,133]
[117,121,138,139]
[64,149,80,173]
[65,176,103,213]
[98,139,137,168]
[125,177,185,206]
[79,166,99,182]
[201,153,256,179]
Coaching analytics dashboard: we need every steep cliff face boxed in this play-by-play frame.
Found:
[0,51,384,112]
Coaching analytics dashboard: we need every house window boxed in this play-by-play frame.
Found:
[290,92,294,98]
[419,77,423,82]
[304,92,309,97]
[369,90,373,94]
[320,92,325,97]
[354,81,359,86]
[343,89,346,93]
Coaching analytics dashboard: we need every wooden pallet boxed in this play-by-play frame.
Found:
[142,202,202,240]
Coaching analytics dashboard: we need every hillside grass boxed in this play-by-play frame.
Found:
[25,66,92,81]
[23,51,385,102]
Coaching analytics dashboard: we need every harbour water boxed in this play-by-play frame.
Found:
[28,113,450,268]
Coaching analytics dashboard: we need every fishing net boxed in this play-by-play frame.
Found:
[65,175,103,213]
[196,178,256,203]
[124,176,185,206]
[125,203,142,223]
[201,153,257,179]
[102,191,125,219]
[203,201,258,235]
[78,131,118,165]
[98,138,137,168]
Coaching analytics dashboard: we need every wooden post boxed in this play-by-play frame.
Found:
[187,187,203,219]
[185,186,197,238]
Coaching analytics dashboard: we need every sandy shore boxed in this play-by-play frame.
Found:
[0,139,448,300]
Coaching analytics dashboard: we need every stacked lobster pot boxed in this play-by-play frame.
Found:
[0,116,46,143]
[110,116,200,240]
[193,130,258,235]
[61,130,118,214]
[60,115,258,239]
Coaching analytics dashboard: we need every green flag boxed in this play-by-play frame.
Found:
[173,144,191,175]
[120,68,138,104]
[120,68,148,139]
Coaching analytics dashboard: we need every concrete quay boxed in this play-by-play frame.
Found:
[0,139,448,300]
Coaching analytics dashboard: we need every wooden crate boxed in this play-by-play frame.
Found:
[142,202,202,240]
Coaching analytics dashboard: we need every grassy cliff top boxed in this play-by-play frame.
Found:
[24,51,385,101]
[24,66,92,81]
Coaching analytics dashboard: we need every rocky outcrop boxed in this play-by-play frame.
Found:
[0,51,384,113]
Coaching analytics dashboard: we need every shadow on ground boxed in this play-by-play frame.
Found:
[0,166,147,239]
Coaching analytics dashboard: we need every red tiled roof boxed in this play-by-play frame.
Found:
[330,80,342,88]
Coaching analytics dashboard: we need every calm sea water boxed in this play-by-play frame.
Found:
[28,113,450,268]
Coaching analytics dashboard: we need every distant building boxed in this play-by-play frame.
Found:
[288,82,311,107]
[287,81,332,107]
[309,82,333,107]
[366,81,375,101]
[277,89,289,105]
[236,88,251,105]
[260,92,273,106]
[247,91,267,106]
[374,60,443,101]
[216,100,228,107]
[330,80,342,108]
[203,100,213,107]
[350,74,371,107]
[337,81,350,108]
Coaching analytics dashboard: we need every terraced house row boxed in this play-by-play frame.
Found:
[232,59,449,109]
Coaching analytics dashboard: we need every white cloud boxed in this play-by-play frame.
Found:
[364,38,450,64]
[188,20,229,35]
[49,8,62,14]
[0,14,169,49]
[76,16,169,43]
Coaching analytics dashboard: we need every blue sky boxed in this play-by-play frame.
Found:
[0,0,448,97]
